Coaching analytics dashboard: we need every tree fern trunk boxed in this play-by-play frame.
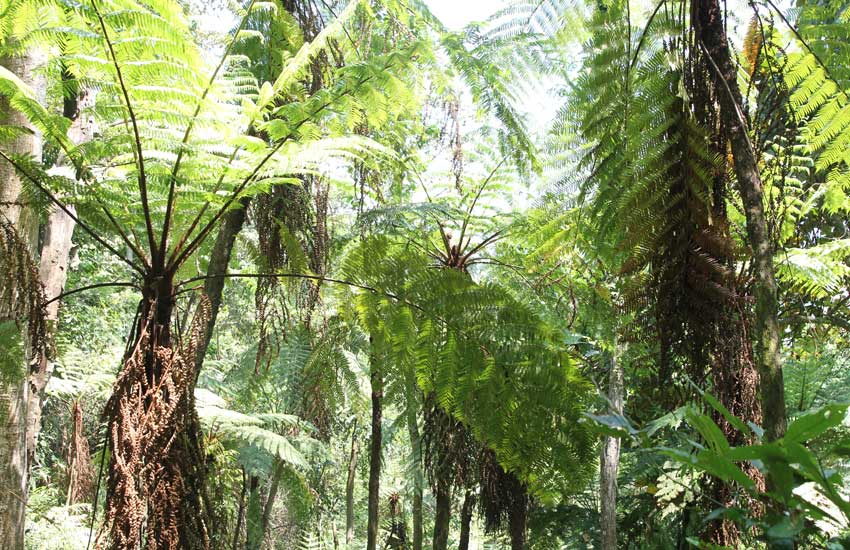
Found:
[695,0,787,443]
[432,482,451,550]
[367,348,383,550]
[458,490,474,550]
[508,483,528,550]
[600,346,624,550]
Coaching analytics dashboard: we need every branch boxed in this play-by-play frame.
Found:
[174,271,487,352]
[0,150,144,276]
[629,0,666,73]
[90,0,158,264]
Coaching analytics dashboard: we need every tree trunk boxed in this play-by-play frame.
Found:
[458,490,474,550]
[0,48,46,550]
[695,0,787,442]
[432,483,451,550]
[404,370,423,550]
[0,379,28,550]
[27,205,76,460]
[195,197,250,372]
[508,492,528,550]
[253,458,287,547]
[366,351,383,550]
[245,475,263,550]
[600,346,624,550]
[345,422,358,547]
[233,470,248,550]
[102,277,211,549]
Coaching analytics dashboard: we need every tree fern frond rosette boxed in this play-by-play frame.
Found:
[338,237,595,498]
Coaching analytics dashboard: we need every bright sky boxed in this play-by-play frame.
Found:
[426,0,502,29]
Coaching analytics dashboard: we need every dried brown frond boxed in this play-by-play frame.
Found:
[99,295,212,550]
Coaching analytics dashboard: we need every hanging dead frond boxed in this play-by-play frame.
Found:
[0,219,47,377]
[64,400,94,506]
[99,295,212,550]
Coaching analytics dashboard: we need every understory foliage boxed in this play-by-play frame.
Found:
[0,0,848,548]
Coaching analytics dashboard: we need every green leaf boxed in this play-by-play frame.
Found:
[785,403,849,444]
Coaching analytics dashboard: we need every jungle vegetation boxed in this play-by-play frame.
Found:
[0,0,849,548]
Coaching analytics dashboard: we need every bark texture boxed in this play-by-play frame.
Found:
[404,369,424,550]
[458,490,475,550]
[694,0,787,442]
[0,48,46,550]
[600,347,624,550]
[432,483,451,550]
[195,197,250,371]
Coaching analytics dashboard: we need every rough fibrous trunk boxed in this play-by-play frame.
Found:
[432,482,451,550]
[366,353,383,550]
[695,0,787,442]
[100,285,211,550]
[458,490,474,550]
[600,346,624,550]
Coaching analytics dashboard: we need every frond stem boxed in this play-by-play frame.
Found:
[159,0,258,258]
[90,0,158,265]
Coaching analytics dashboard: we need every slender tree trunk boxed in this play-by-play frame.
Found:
[233,470,248,550]
[195,197,250,371]
[345,422,358,547]
[245,475,263,550]
[600,346,624,550]
[366,350,383,550]
[254,458,287,546]
[508,493,528,550]
[695,0,787,442]
[26,82,91,467]
[27,206,75,458]
[432,483,451,550]
[458,490,474,550]
[0,48,46,550]
[404,370,423,550]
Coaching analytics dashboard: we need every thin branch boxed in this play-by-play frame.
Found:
[95,197,150,269]
[175,272,416,312]
[91,0,158,264]
[159,0,258,258]
[0,150,144,275]
[174,271,487,352]
[45,282,139,306]
[459,230,505,265]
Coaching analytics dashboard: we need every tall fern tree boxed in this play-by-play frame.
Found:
[0,0,423,546]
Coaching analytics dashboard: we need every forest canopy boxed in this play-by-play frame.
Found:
[0,0,849,548]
